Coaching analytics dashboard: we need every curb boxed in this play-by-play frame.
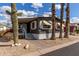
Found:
[25,39,79,56]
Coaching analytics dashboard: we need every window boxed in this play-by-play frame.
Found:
[40,20,52,30]
[31,21,37,30]
[19,25,23,33]
[43,24,51,28]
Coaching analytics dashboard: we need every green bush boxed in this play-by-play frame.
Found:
[75,30,79,34]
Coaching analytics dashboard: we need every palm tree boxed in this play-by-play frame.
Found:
[59,3,64,38]
[64,3,70,38]
[51,3,56,40]
[11,3,19,44]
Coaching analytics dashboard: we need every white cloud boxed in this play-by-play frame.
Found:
[1,6,11,10]
[0,6,11,25]
[42,12,60,18]
[55,4,66,10]
[0,19,7,23]
[0,14,4,17]
[49,7,51,10]
[71,17,79,23]
[0,13,10,20]
[31,3,43,11]
[0,14,10,20]
[43,12,52,17]
[17,10,38,17]
[32,3,43,8]
[17,10,27,16]
[0,14,11,23]
[55,4,61,10]
[48,4,66,11]
[26,11,37,16]
[0,5,11,26]
[0,13,11,27]
[21,3,25,6]
[0,6,11,14]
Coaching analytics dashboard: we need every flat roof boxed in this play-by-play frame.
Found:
[18,17,61,24]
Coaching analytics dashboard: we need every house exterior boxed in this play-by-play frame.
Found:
[63,23,79,35]
[0,24,7,31]
[18,17,62,40]
[70,23,79,34]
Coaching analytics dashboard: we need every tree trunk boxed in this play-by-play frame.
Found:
[64,3,70,38]
[59,3,64,38]
[11,3,19,44]
[51,3,56,40]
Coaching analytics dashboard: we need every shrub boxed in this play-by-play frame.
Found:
[75,29,79,34]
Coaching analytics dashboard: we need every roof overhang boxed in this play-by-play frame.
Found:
[18,16,62,24]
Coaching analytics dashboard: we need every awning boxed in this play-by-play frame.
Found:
[42,20,52,25]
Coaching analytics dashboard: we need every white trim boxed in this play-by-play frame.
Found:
[32,33,52,39]
[31,21,37,30]
[19,24,27,39]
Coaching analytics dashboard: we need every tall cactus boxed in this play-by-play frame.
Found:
[51,3,56,40]
[64,3,70,38]
[11,3,19,44]
[59,3,64,38]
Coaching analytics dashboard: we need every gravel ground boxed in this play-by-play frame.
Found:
[0,33,78,56]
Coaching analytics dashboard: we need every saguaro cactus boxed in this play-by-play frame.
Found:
[11,3,19,44]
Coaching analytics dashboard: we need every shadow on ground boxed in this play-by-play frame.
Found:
[0,37,11,42]
[0,44,11,47]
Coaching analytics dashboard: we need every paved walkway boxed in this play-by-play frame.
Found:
[42,42,79,56]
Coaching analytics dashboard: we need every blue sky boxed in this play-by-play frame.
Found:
[0,3,79,23]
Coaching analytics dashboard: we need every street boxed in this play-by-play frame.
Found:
[42,43,79,56]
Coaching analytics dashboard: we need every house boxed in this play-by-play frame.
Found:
[70,23,79,34]
[0,23,11,36]
[18,17,62,40]
[0,24,7,31]
[63,22,79,35]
